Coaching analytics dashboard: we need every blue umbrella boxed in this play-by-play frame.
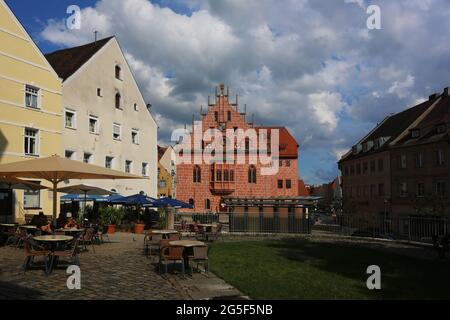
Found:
[104,193,125,203]
[61,194,109,203]
[110,194,161,207]
[158,197,193,209]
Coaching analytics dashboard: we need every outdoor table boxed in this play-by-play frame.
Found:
[19,225,39,235]
[197,224,216,241]
[57,228,85,237]
[151,229,180,239]
[169,240,206,273]
[33,235,73,274]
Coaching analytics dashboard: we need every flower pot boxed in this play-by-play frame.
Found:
[107,224,116,234]
[134,223,145,234]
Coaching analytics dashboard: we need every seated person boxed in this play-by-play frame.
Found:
[56,213,66,229]
[64,212,78,229]
[40,222,52,235]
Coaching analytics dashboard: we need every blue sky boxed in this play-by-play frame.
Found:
[6,0,450,185]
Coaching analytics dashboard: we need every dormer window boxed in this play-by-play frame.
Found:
[115,65,122,80]
[436,124,446,134]
[411,129,420,138]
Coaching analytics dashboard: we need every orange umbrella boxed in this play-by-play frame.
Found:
[0,155,146,227]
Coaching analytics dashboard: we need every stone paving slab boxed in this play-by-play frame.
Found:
[0,232,243,300]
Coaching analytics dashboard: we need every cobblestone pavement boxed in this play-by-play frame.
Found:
[0,233,244,300]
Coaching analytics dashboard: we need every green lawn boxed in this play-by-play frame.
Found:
[209,240,450,300]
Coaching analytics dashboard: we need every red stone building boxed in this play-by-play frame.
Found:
[176,84,299,213]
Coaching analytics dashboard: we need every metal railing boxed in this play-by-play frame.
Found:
[229,215,310,234]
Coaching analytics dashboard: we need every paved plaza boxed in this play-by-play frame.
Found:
[0,233,245,300]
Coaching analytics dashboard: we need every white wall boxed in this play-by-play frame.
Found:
[61,38,157,197]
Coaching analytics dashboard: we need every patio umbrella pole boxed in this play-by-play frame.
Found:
[53,180,58,231]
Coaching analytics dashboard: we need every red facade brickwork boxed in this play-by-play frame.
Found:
[176,85,299,213]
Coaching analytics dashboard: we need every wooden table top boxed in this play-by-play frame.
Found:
[197,224,216,227]
[34,235,73,242]
[57,228,85,232]
[169,240,206,247]
[151,229,179,235]
[0,224,16,227]
[19,225,38,229]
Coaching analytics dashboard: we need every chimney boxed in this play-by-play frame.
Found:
[429,93,440,101]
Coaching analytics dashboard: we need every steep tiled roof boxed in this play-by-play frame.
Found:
[45,37,114,81]
[256,127,299,158]
[158,146,168,161]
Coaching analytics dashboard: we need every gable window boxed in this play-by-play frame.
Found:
[205,199,211,210]
[105,156,114,169]
[248,165,257,184]
[279,160,283,168]
[115,93,122,109]
[286,160,291,167]
[113,123,122,140]
[436,124,447,134]
[216,170,222,182]
[286,179,292,189]
[193,166,201,183]
[23,185,40,209]
[134,103,139,111]
[24,128,38,156]
[65,150,75,159]
[97,88,102,97]
[411,129,420,138]
[115,65,122,80]
[89,115,99,134]
[227,111,231,121]
[125,160,132,173]
[142,163,148,177]
[65,109,76,129]
[229,170,234,182]
[214,111,219,122]
[278,180,283,189]
[83,153,92,164]
[131,129,139,145]
[223,170,229,182]
[25,85,39,109]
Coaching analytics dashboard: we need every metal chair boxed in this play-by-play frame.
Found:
[22,237,51,274]
[159,245,185,275]
[189,245,209,273]
[80,228,96,252]
[50,239,81,269]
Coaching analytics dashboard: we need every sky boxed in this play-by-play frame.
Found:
[5,0,450,184]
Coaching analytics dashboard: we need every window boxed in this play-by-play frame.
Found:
[214,111,218,122]
[229,170,234,182]
[65,109,76,129]
[97,88,102,97]
[436,124,446,134]
[188,198,195,207]
[286,180,292,189]
[370,160,376,173]
[286,160,291,167]
[400,154,407,169]
[245,138,250,153]
[205,199,211,210]
[399,182,408,197]
[216,170,222,182]
[248,166,257,183]
[65,150,75,159]
[134,103,139,111]
[378,184,385,197]
[223,170,229,182]
[411,129,420,138]
[436,182,447,197]
[105,156,113,169]
[416,182,425,197]
[115,65,122,80]
[115,93,121,109]
[23,186,40,209]
[113,123,121,140]
[89,116,99,134]
[227,111,231,121]
[125,160,132,173]
[434,150,445,166]
[378,159,384,172]
[83,153,92,164]
[25,85,39,109]
[279,160,283,167]
[277,180,283,189]
[24,128,38,156]
[159,180,166,188]
[131,129,139,144]
[193,166,201,183]
[142,163,148,177]
[415,152,424,168]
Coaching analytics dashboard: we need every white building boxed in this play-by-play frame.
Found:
[46,37,157,197]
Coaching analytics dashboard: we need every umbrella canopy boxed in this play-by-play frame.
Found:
[104,194,125,202]
[60,194,109,203]
[57,184,112,196]
[0,155,146,227]
[112,194,161,207]
[0,176,49,190]
[158,197,193,209]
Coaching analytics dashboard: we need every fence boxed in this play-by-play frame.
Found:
[312,214,450,243]
[229,215,310,234]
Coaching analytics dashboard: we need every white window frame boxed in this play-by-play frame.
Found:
[65,109,77,129]
[65,150,75,160]
[83,152,93,164]
[125,160,133,173]
[131,129,140,145]
[97,88,103,97]
[89,115,99,134]
[134,103,139,111]
[105,156,114,169]
[25,85,40,109]
[113,123,122,141]
[142,162,148,177]
[23,185,41,209]
[24,128,39,156]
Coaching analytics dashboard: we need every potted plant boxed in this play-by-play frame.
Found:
[134,207,146,234]
[100,206,125,234]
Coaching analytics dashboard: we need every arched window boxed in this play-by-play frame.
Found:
[245,137,250,153]
[115,92,121,109]
[229,170,234,182]
[223,170,229,182]
[189,198,195,207]
[193,165,201,183]
[205,199,211,210]
[227,111,231,121]
[214,111,219,122]
[248,165,256,183]
[115,65,122,80]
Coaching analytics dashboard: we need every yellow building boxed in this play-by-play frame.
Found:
[157,146,173,198]
[0,0,62,223]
